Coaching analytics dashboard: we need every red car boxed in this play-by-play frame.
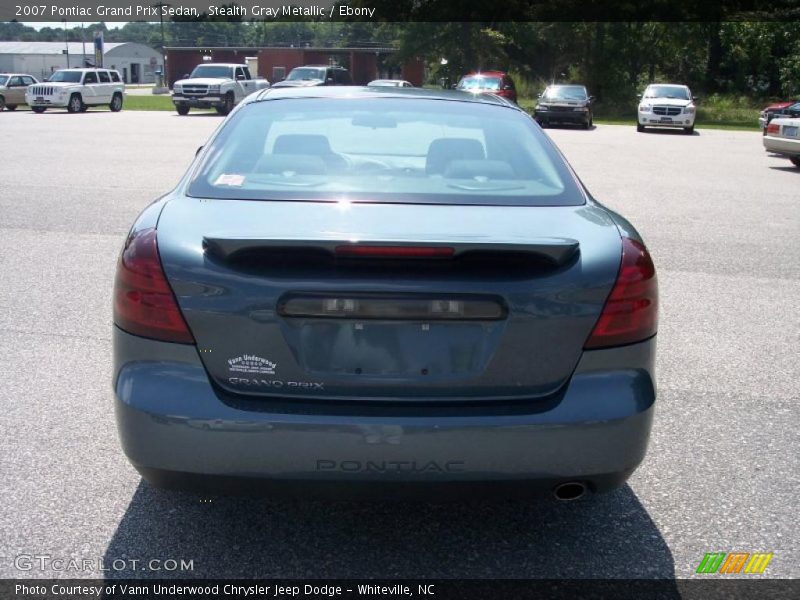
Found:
[759,101,796,132]
[456,71,517,104]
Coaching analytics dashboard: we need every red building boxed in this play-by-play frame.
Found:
[165,46,424,88]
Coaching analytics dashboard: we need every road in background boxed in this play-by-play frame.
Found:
[0,111,797,579]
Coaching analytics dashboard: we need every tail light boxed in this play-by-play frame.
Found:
[766,122,780,135]
[584,237,658,349]
[113,228,195,344]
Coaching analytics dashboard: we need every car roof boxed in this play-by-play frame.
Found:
[463,71,507,77]
[56,67,114,72]
[296,64,347,69]
[249,85,518,107]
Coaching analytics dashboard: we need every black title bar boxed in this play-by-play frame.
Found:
[1,0,799,22]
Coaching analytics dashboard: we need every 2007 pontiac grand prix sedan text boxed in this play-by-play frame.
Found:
[113,87,658,501]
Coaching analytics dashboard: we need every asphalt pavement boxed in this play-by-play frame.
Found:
[0,109,797,580]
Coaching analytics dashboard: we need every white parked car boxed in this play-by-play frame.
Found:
[26,68,124,113]
[367,79,413,88]
[763,117,800,168]
[636,83,697,134]
[172,63,269,116]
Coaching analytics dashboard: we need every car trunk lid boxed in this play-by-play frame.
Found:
[156,198,622,401]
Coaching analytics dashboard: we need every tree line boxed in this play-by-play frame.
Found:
[2,20,797,99]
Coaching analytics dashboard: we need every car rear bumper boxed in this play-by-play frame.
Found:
[763,134,800,156]
[113,327,656,495]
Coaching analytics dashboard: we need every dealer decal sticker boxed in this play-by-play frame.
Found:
[227,355,277,375]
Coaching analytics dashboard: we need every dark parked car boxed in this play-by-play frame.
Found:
[456,71,517,103]
[272,65,352,88]
[535,85,594,129]
[113,87,658,501]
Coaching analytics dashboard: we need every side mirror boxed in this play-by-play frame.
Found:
[183,73,190,79]
[195,146,203,156]
[503,84,513,91]
[693,95,700,102]
[538,93,543,98]
[589,95,595,102]
[326,77,334,84]
[636,93,642,98]
[236,74,245,81]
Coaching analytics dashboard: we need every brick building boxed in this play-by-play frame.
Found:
[164,46,424,88]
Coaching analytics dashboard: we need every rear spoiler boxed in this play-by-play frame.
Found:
[203,237,580,267]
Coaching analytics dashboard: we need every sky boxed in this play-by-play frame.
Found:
[22,22,130,30]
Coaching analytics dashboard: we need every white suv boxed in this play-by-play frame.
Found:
[636,83,697,134]
[27,68,125,113]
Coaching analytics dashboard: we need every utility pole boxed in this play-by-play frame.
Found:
[63,19,69,68]
[151,2,170,85]
[81,23,86,66]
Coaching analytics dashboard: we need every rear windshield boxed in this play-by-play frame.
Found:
[0,76,8,85]
[457,76,502,91]
[187,97,584,206]
[49,71,83,83]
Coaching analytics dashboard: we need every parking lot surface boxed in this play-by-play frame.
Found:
[0,111,797,579]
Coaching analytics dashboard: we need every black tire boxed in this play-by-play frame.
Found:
[67,93,83,113]
[637,122,645,132]
[109,93,123,112]
[582,119,590,130]
[218,93,234,116]
[683,125,694,135]
[31,106,46,114]
[0,96,5,111]
[176,104,190,116]
[6,104,17,111]
[790,157,800,168]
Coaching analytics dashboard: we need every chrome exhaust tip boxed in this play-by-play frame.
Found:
[553,482,588,501]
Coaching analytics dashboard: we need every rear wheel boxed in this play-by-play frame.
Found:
[109,93,123,112]
[67,94,83,113]
[176,104,190,116]
[6,104,17,111]
[32,106,46,114]
[790,157,800,168]
[0,96,5,111]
